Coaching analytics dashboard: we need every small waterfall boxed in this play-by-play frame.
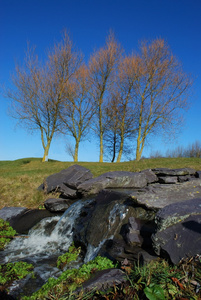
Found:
[4,200,85,264]
[84,203,128,263]
[108,203,128,230]
[84,237,114,263]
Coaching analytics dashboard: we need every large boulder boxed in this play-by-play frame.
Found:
[0,207,28,222]
[42,165,93,195]
[73,190,155,263]
[130,178,201,209]
[0,207,55,234]
[77,170,156,196]
[152,198,201,264]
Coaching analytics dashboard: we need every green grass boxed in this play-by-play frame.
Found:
[0,157,201,209]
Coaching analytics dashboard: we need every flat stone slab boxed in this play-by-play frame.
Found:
[130,179,201,209]
[78,268,127,292]
[152,167,196,176]
[77,171,153,196]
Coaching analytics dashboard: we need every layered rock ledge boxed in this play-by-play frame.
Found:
[1,165,201,267]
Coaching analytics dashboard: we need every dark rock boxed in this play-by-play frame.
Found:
[152,198,201,264]
[196,171,201,178]
[37,183,44,191]
[124,217,143,246]
[98,238,127,262]
[178,175,191,183]
[140,169,158,183]
[137,249,158,265]
[77,171,148,196]
[56,183,77,199]
[152,167,196,176]
[59,165,93,189]
[0,291,16,300]
[73,190,155,263]
[153,198,201,230]
[130,179,201,209]
[0,207,57,234]
[0,207,28,222]
[85,190,154,249]
[78,268,127,293]
[42,165,93,193]
[158,176,178,184]
[44,198,71,212]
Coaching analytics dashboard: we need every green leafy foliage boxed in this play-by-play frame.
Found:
[144,284,165,300]
[0,218,16,250]
[57,243,81,269]
[23,256,115,300]
[0,261,33,286]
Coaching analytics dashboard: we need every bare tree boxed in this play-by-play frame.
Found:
[165,141,201,158]
[65,142,75,160]
[103,97,121,162]
[105,55,140,162]
[103,93,135,162]
[131,39,192,161]
[60,64,94,162]
[88,32,121,162]
[6,32,81,162]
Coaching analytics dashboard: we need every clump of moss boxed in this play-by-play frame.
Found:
[0,261,34,293]
[0,218,16,250]
[23,255,115,300]
[57,243,81,270]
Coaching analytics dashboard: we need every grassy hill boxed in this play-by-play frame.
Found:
[0,157,201,209]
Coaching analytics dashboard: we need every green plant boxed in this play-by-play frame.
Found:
[57,243,81,269]
[0,218,16,250]
[23,256,115,300]
[0,261,33,286]
[144,283,165,300]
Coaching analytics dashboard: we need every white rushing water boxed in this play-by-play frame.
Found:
[4,200,85,263]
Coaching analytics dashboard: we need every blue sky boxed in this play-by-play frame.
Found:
[0,0,201,162]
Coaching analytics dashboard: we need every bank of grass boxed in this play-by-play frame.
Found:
[0,157,201,209]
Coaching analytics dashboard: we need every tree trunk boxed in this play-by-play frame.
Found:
[136,148,141,161]
[42,142,51,162]
[74,141,79,162]
[42,145,50,162]
[136,134,142,161]
[111,133,116,163]
[99,133,104,162]
[116,134,124,163]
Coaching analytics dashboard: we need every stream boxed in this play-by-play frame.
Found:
[0,199,95,297]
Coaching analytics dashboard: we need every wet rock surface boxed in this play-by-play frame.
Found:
[0,207,56,234]
[0,207,28,222]
[72,189,155,263]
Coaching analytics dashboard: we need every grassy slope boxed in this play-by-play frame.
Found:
[0,157,201,209]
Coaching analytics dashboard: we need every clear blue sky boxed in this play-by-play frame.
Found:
[0,0,201,162]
